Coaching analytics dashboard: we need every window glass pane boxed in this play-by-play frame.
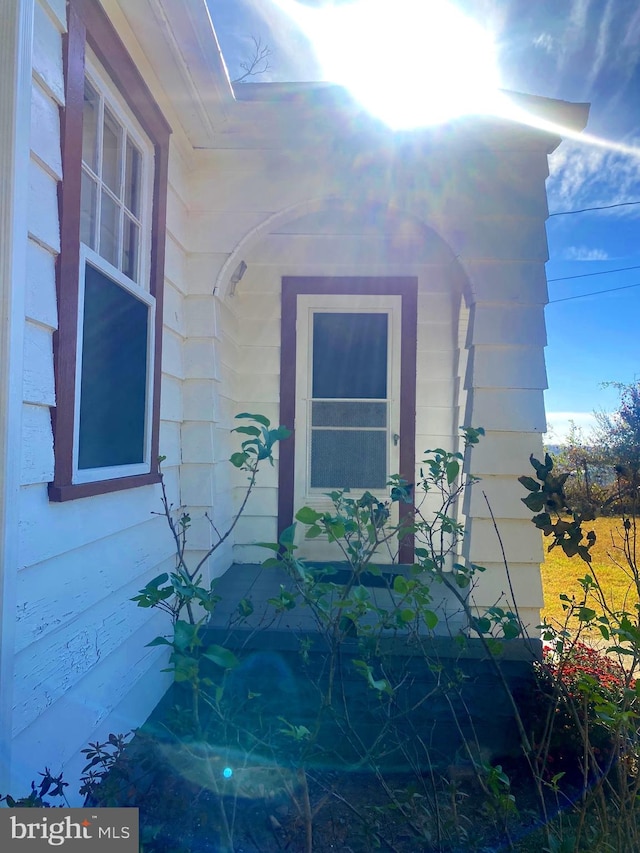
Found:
[82,80,99,172]
[310,430,387,489]
[78,263,148,469]
[102,107,122,196]
[312,401,387,428]
[125,137,141,217]
[313,313,387,399]
[99,192,119,268]
[80,171,97,249]
[122,215,139,282]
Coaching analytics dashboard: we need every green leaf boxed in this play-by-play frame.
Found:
[230,452,249,468]
[393,575,409,595]
[577,606,596,622]
[279,524,296,547]
[296,506,322,524]
[424,610,439,630]
[173,620,199,651]
[232,425,261,437]
[326,521,346,541]
[235,412,270,427]
[238,598,254,618]
[518,476,540,492]
[202,645,238,670]
[445,460,460,485]
[146,636,172,647]
[472,616,492,634]
[305,525,323,539]
[399,608,415,623]
[522,492,545,512]
[272,425,292,441]
[503,622,521,640]
[351,585,370,603]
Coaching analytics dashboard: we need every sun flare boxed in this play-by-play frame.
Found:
[272,0,502,129]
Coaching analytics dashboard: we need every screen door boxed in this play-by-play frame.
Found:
[294,294,401,558]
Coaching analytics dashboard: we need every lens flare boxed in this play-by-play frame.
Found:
[272,0,502,129]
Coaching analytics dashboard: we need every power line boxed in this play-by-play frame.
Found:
[548,263,640,282]
[548,200,640,217]
[548,281,640,304]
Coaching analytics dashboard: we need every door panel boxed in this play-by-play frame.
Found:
[294,295,401,560]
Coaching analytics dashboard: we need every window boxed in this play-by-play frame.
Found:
[50,0,170,501]
[310,311,390,490]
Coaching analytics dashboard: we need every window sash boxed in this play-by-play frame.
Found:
[72,245,155,485]
[82,53,151,288]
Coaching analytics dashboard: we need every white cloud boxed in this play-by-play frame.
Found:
[562,245,609,261]
[558,0,592,71]
[532,32,555,53]
[544,411,601,444]
[584,0,615,91]
[547,138,640,213]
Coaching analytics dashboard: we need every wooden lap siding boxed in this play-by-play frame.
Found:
[12,0,180,796]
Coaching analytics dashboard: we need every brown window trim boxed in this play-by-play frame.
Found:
[278,276,417,563]
[49,0,171,502]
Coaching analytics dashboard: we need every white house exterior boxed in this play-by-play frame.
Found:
[0,0,588,797]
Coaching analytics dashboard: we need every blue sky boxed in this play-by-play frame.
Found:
[209,0,640,442]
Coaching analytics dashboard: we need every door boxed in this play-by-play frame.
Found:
[294,295,401,561]
[279,278,417,564]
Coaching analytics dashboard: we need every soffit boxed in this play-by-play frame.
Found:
[111,0,233,147]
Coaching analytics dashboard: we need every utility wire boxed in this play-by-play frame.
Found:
[548,263,640,282]
[548,281,640,304]
[548,200,640,217]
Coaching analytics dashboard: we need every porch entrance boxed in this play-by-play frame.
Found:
[279,278,417,563]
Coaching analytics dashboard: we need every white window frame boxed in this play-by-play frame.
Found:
[72,52,155,485]
[72,244,155,484]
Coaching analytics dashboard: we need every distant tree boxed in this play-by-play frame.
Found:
[550,421,607,517]
[232,36,272,84]
[593,381,640,515]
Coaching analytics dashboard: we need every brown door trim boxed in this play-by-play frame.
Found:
[278,276,417,563]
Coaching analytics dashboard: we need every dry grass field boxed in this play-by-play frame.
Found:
[540,516,640,631]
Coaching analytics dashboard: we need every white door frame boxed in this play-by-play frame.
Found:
[278,277,418,565]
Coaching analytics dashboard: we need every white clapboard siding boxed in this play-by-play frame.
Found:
[15,515,172,653]
[164,233,187,293]
[12,564,174,737]
[32,0,65,103]
[12,612,172,798]
[18,465,179,573]
[30,80,61,178]
[162,327,184,380]
[20,404,54,486]
[25,238,57,329]
[163,280,185,336]
[188,252,229,297]
[23,320,55,405]
[28,158,59,252]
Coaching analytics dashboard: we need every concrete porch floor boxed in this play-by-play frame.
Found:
[208,562,468,637]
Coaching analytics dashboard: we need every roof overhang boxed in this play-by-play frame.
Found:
[111,0,234,146]
[109,0,589,154]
